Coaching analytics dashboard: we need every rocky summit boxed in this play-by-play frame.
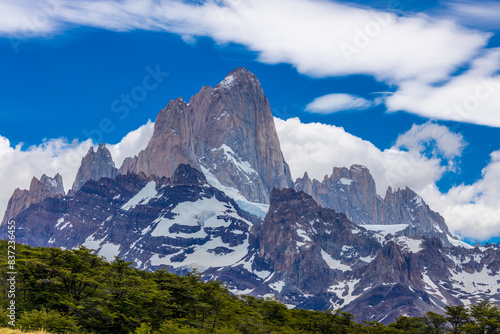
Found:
[1,68,499,323]
[295,164,456,246]
[208,188,500,323]
[1,174,64,225]
[3,171,500,323]
[72,143,118,191]
[3,164,256,275]
[121,67,293,204]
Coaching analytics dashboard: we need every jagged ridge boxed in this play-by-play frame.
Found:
[295,164,455,246]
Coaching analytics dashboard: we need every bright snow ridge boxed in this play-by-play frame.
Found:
[361,224,408,236]
[150,196,248,238]
[321,249,350,272]
[200,166,269,219]
[121,181,158,210]
[219,75,235,88]
[339,178,353,185]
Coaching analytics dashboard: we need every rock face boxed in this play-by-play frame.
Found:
[3,68,500,324]
[72,143,118,191]
[203,188,500,323]
[2,169,500,324]
[1,175,63,225]
[296,165,384,225]
[384,186,452,244]
[190,67,293,203]
[1,164,254,275]
[295,165,455,246]
[251,188,382,306]
[121,68,293,203]
[120,98,200,180]
[40,173,64,195]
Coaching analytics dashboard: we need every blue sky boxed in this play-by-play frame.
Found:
[0,0,499,243]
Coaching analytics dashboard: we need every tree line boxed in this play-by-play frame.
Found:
[0,240,499,333]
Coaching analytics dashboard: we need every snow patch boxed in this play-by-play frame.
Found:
[297,229,312,242]
[270,280,286,293]
[449,266,500,296]
[396,236,423,253]
[149,238,250,271]
[422,268,446,302]
[82,233,106,251]
[359,255,375,263]
[412,195,423,207]
[328,279,361,309]
[219,144,258,178]
[59,221,72,230]
[200,166,269,219]
[121,181,158,210]
[150,196,248,238]
[141,225,153,236]
[55,217,65,228]
[219,75,235,88]
[98,243,121,262]
[447,235,474,249]
[339,178,353,185]
[233,288,254,295]
[361,224,408,236]
[321,250,350,272]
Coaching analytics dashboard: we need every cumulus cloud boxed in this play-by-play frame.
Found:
[305,93,373,114]
[1,116,498,240]
[0,122,154,221]
[0,136,92,220]
[275,117,448,195]
[275,117,500,240]
[394,121,466,160]
[107,120,154,168]
[420,151,500,240]
[1,0,499,239]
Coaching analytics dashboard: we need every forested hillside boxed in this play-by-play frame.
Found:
[1,241,498,333]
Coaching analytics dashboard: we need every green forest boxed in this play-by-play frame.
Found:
[0,240,499,333]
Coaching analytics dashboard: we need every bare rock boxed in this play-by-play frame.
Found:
[120,68,293,204]
[119,97,200,179]
[72,143,118,191]
[40,173,64,195]
[190,68,294,203]
[1,176,62,225]
[296,164,455,246]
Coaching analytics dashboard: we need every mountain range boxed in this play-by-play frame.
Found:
[2,68,499,324]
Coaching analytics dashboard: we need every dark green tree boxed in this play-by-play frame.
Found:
[422,311,447,334]
[445,305,469,334]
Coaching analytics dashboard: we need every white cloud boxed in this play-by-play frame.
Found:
[4,0,500,126]
[1,0,499,239]
[394,121,466,160]
[275,117,500,240]
[275,117,447,195]
[386,49,500,127]
[107,120,154,168]
[445,0,500,29]
[0,122,154,221]
[1,0,488,82]
[0,136,92,220]
[1,116,498,241]
[305,93,372,114]
[420,151,500,240]
[0,0,59,35]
